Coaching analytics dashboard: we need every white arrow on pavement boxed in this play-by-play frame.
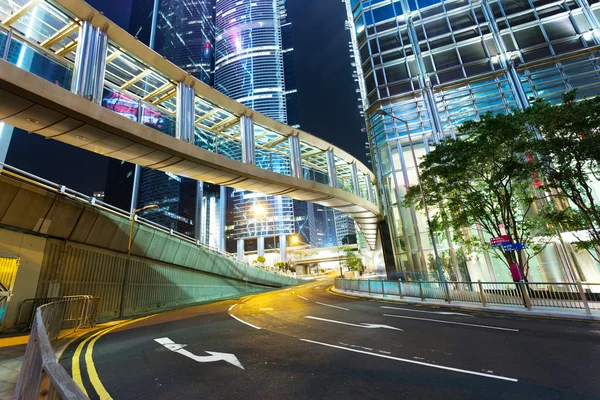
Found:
[155,337,244,369]
[305,316,403,331]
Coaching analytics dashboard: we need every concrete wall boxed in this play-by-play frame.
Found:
[0,174,306,328]
[0,228,46,330]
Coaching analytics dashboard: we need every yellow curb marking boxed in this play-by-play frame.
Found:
[72,315,157,399]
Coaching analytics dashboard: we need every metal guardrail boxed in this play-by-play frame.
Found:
[335,278,600,314]
[14,296,98,399]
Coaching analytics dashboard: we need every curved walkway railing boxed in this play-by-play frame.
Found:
[336,278,600,314]
[14,296,98,400]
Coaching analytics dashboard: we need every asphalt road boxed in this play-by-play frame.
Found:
[61,276,600,399]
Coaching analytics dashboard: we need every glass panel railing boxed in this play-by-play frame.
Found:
[217,135,242,162]
[101,86,139,121]
[256,148,291,175]
[303,166,329,185]
[194,126,216,152]
[5,35,73,90]
[140,102,176,137]
[359,175,369,200]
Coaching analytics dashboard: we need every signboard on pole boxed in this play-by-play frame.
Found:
[490,235,511,247]
[503,242,525,252]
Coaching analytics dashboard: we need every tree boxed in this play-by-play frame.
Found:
[256,256,266,267]
[403,111,550,279]
[341,247,364,274]
[426,249,470,282]
[525,91,600,263]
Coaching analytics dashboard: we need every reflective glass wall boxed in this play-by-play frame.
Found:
[345,0,600,281]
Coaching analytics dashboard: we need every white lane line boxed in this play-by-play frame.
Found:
[383,314,519,332]
[228,313,262,330]
[316,302,349,311]
[314,286,321,289]
[381,306,473,317]
[299,339,518,382]
[292,291,295,294]
[284,288,290,291]
[229,304,237,311]
[305,316,403,331]
[260,308,274,311]
[297,295,309,301]
[241,297,252,303]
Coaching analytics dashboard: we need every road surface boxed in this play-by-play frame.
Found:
[61,277,600,399]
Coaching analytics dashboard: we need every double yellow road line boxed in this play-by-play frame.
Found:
[71,315,156,399]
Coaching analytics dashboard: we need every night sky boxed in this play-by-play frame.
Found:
[6,0,367,195]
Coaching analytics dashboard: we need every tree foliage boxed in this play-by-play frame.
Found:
[403,111,550,279]
[525,91,600,262]
[340,247,364,273]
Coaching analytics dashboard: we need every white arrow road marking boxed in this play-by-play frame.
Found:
[383,314,519,332]
[381,306,473,317]
[299,339,518,382]
[154,338,244,369]
[305,316,403,331]
[315,302,349,311]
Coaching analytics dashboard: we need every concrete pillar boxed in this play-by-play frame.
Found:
[237,239,244,260]
[241,115,255,165]
[257,236,265,257]
[176,82,195,143]
[195,181,204,241]
[288,134,302,178]
[279,235,287,263]
[326,150,337,188]
[351,162,360,196]
[219,186,227,251]
[71,21,108,104]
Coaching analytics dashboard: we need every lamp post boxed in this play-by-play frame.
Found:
[375,109,445,283]
[120,203,158,318]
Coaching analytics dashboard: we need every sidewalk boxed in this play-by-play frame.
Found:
[0,321,122,399]
[331,287,600,321]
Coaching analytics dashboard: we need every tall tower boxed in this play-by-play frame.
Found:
[214,0,295,254]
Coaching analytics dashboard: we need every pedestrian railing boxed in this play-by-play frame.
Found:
[335,278,600,314]
[14,296,99,399]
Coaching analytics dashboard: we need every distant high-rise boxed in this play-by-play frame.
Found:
[105,0,217,243]
[214,0,295,247]
[334,210,356,246]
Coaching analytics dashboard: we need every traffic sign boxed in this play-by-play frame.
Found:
[490,235,511,247]
[503,242,525,252]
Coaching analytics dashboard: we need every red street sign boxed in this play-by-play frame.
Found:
[490,235,511,246]
[509,262,523,281]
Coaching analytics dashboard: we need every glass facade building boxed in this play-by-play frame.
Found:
[345,0,600,281]
[215,0,296,242]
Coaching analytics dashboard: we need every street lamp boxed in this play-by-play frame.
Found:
[120,203,158,318]
[375,109,445,283]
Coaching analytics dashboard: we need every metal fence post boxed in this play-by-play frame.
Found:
[444,281,451,304]
[419,279,424,301]
[519,281,532,310]
[368,279,371,295]
[381,278,385,297]
[575,280,592,315]
[477,280,487,307]
[398,279,403,299]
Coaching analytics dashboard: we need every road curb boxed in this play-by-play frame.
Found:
[329,287,600,322]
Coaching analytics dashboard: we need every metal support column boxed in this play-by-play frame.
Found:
[219,186,227,252]
[366,177,375,204]
[279,235,287,263]
[289,134,302,178]
[195,181,204,241]
[350,163,360,196]
[237,239,244,260]
[241,115,255,165]
[71,21,108,104]
[176,83,194,143]
[326,150,337,188]
[257,236,265,257]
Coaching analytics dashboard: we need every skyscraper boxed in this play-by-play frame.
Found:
[214,0,296,251]
[344,0,600,281]
[105,0,218,243]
